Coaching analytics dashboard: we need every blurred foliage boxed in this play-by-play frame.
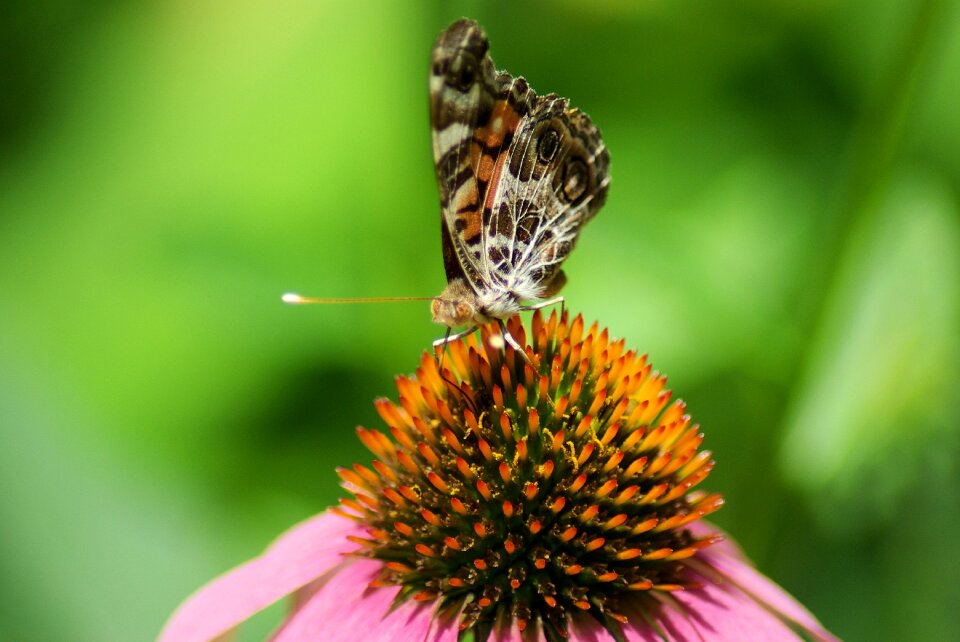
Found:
[1,1,958,640]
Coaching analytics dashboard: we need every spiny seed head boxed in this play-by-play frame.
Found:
[337,312,723,640]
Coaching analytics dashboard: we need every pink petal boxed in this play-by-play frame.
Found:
[570,614,659,642]
[703,547,839,642]
[271,559,442,642]
[689,521,837,641]
[424,610,462,642]
[490,623,524,642]
[159,511,361,642]
[625,580,799,642]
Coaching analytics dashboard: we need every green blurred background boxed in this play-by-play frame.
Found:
[2,1,958,640]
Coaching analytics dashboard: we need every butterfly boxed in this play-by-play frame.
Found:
[283,19,609,355]
[429,19,610,355]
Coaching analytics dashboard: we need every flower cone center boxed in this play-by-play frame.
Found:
[338,312,722,640]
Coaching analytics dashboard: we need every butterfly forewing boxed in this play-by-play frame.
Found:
[430,20,501,291]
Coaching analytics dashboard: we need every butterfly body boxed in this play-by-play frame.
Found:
[429,19,610,335]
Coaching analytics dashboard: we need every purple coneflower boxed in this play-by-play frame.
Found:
[160,312,837,641]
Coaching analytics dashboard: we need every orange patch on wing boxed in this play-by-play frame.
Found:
[471,99,522,176]
[461,210,483,240]
[453,189,483,240]
[477,153,496,183]
[485,100,522,149]
[483,150,509,211]
[457,99,522,241]
[469,140,486,181]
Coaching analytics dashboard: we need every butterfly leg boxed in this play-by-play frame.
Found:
[497,319,534,366]
[432,325,479,349]
[434,327,452,376]
[521,296,565,314]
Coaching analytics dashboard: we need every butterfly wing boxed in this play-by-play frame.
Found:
[483,94,610,301]
[430,20,499,293]
[430,21,541,291]
[430,19,610,322]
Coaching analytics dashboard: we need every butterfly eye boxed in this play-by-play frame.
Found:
[446,53,477,92]
[561,158,589,203]
[537,129,560,163]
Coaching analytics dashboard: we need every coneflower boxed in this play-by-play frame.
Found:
[159,312,837,642]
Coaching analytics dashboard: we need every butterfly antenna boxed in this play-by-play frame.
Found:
[282,293,434,304]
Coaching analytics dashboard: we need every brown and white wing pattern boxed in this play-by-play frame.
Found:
[429,19,609,327]
[430,20,516,294]
[483,95,610,301]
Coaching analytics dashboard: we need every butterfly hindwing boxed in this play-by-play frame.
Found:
[483,95,610,300]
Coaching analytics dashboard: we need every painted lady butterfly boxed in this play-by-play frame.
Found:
[284,19,609,354]
[429,19,610,352]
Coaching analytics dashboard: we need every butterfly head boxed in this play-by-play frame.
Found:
[432,278,524,328]
[431,278,479,327]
